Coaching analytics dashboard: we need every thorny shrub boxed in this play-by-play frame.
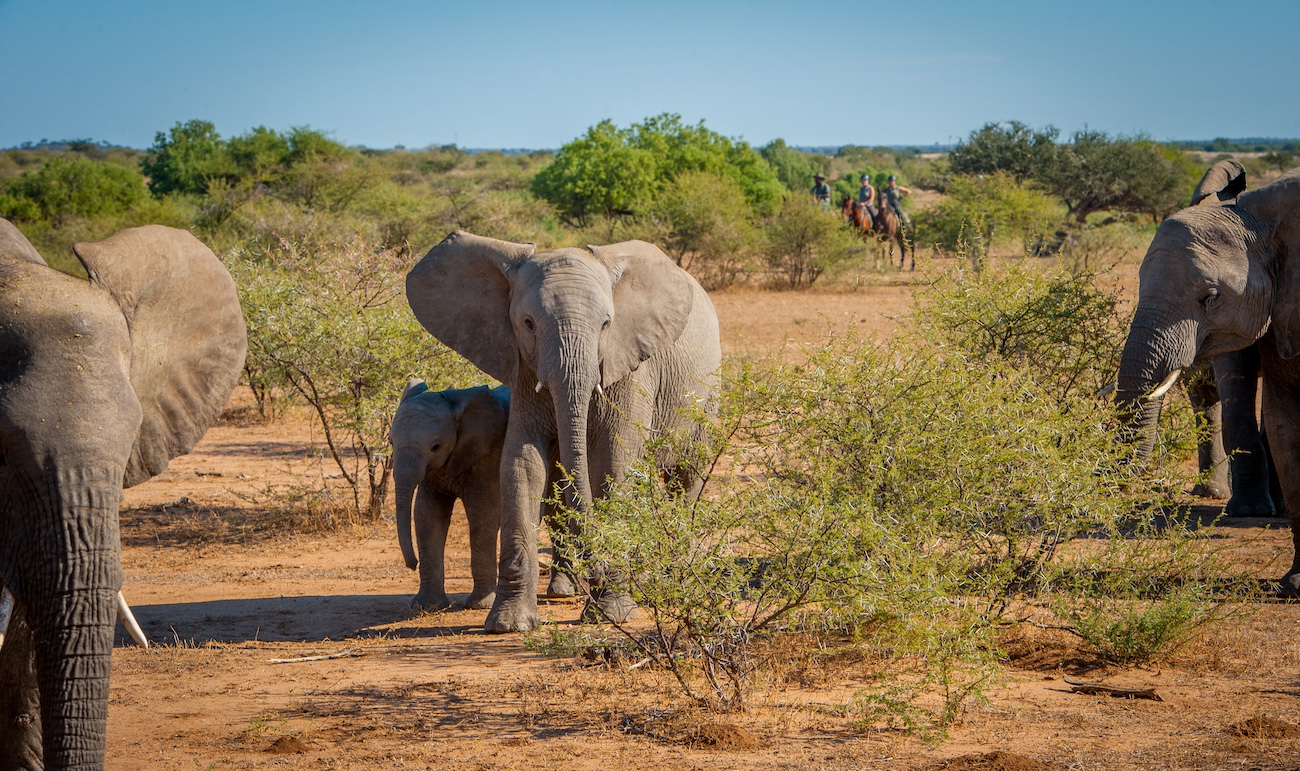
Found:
[544,266,1255,734]
[230,237,483,522]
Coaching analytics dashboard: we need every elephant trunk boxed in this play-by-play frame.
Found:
[22,467,125,771]
[1116,313,1198,458]
[393,448,426,571]
[547,331,598,512]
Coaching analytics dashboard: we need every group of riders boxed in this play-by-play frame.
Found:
[812,171,915,269]
[811,172,912,229]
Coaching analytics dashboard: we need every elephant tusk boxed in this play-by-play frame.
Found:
[0,587,12,651]
[117,591,149,648]
[1097,381,1117,398]
[595,383,604,398]
[535,381,543,393]
[1145,369,1182,400]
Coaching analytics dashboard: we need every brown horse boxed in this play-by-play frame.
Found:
[841,195,873,236]
[874,200,914,271]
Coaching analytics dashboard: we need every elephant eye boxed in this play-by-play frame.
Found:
[601,318,611,331]
[1200,289,1220,309]
[430,443,442,452]
[523,317,535,332]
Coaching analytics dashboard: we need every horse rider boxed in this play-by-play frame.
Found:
[811,173,831,208]
[884,175,912,228]
[857,174,878,218]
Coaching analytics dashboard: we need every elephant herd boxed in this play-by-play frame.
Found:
[0,159,1298,768]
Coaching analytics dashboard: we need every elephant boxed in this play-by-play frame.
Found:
[391,379,509,612]
[1171,161,1280,517]
[1116,161,1300,594]
[406,231,722,633]
[0,220,247,769]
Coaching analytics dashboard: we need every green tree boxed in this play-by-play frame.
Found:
[531,120,656,224]
[0,155,148,223]
[227,125,291,182]
[1049,131,1190,223]
[759,138,820,193]
[949,121,1060,182]
[1262,150,1296,174]
[141,119,233,196]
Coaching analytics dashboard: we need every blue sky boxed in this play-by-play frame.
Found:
[2,0,1297,150]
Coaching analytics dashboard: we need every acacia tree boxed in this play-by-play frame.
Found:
[949,121,1060,182]
[1049,131,1189,223]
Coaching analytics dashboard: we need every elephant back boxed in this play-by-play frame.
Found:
[73,226,248,487]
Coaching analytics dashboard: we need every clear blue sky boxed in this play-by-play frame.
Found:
[2,0,1297,150]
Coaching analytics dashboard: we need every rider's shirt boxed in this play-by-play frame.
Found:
[857,186,875,205]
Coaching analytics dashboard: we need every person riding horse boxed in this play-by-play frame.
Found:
[811,173,831,208]
[884,175,912,228]
[857,174,878,218]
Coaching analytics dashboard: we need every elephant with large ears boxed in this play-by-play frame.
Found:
[0,220,246,769]
[392,379,509,611]
[1117,161,1300,594]
[407,231,721,633]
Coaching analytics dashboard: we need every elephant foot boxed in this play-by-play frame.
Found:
[546,570,581,598]
[1191,481,1227,499]
[484,596,539,634]
[1224,491,1276,518]
[464,590,496,610]
[410,593,453,612]
[1275,570,1300,599]
[580,590,640,624]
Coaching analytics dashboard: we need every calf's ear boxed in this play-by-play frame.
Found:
[1191,160,1246,206]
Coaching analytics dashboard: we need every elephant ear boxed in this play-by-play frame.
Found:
[0,218,46,266]
[1243,173,1300,358]
[401,378,429,403]
[445,386,508,481]
[406,231,534,384]
[588,240,695,388]
[1191,159,1247,206]
[73,225,248,487]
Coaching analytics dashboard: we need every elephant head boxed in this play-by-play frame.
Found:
[0,220,246,769]
[1117,162,1297,452]
[390,379,508,571]
[405,231,695,512]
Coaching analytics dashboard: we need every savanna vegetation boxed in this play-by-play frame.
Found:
[3,116,1294,740]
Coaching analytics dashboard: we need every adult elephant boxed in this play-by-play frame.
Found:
[1116,163,1300,594]
[0,220,246,768]
[406,231,721,633]
[1179,161,1279,517]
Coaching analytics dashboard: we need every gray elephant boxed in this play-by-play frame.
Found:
[392,379,509,611]
[406,231,722,633]
[0,221,246,768]
[1116,162,1300,594]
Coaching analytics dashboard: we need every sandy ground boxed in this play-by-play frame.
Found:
[104,269,1300,770]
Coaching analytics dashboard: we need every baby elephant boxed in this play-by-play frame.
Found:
[391,379,509,611]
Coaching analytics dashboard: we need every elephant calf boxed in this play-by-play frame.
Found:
[392,379,509,611]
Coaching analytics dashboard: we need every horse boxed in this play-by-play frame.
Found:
[841,195,873,236]
[874,200,914,271]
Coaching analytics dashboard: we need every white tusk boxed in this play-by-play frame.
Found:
[1097,381,1117,398]
[0,587,12,651]
[535,381,543,393]
[595,383,604,398]
[117,591,149,648]
[1145,369,1182,400]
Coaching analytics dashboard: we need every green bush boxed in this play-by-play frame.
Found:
[762,194,866,287]
[921,172,1058,264]
[141,119,234,196]
[651,170,759,289]
[0,155,149,223]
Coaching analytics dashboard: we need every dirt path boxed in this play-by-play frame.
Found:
[103,285,1300,770]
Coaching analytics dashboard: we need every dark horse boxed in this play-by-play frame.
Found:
[842,195,913,271]
[875,200,914,271]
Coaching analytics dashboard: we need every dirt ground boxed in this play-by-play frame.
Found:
[107,262,1300,770]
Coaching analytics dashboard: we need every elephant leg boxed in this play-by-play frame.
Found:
[411,488,454,611]
[543,460,581,599]
[1215,348,1275,516]
[0,603,43,770]
[1185,362,1229,498]
[1258,368,1300,597]
[485,421,553,634]
[460,491,499,610]
[1265,428,1287,516]
[577,379,652,625]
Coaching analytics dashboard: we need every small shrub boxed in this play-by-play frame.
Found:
[762,194,866,287]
